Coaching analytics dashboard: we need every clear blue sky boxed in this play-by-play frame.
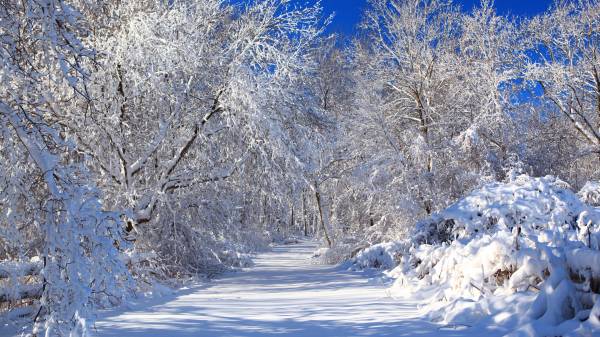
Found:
[322,0,555,34]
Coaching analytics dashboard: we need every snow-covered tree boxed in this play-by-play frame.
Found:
[523,0,600,186]
[40,0,330,275]
[1,1,130,335]
[324,0,517,245]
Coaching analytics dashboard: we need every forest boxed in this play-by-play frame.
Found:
[1,0,599,336]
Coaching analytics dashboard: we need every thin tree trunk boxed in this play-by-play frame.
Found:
[290,205,295,234]
[302,193,308,236]
[315,187,332,248]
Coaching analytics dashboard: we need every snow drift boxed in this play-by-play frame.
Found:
[351,174,600,335]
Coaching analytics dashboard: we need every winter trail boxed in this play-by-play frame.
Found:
[94,241,464,337]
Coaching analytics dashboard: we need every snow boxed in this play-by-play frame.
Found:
[351,242,405,270]
[580,181,600,207]
[85,241,494,337]
[348,174,600,336]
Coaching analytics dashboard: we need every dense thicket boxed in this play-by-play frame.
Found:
[1,0,599,335]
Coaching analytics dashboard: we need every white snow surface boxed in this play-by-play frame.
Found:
[87,241,493,337]
[350,175,600,336]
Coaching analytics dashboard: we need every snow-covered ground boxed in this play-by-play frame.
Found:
[90,241,479,337]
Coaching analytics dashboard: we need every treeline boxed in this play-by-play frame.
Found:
[315,0,600,254]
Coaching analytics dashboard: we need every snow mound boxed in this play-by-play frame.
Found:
[361,175,600,336]
[312,238,366,265]
[414,174,597,245]
[352,242,404,270]
[312,246,354,265]
[579,181,600,207]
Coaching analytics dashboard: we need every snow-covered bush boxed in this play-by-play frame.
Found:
[412,173,593,246]
[352,242,405,270]
[351,174,600,335]
[312,245,355,265]
[579,181,600,207]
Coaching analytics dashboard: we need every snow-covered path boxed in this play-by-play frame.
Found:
[94,241,464,337]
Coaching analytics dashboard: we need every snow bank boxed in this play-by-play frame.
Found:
[579,181,600,207]
[352,242,404,270]
[352,174,600,336]
[309,235,363,265]
[312,245,355,265]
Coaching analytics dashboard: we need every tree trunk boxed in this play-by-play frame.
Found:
[302,193,308,236]
[290,205,295,233]
[315,188,332,248]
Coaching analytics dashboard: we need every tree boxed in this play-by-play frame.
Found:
[524,0,600,184]
[46,0,328,273]
[0,1,129,335]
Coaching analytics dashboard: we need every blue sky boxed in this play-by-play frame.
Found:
[322,0,555,34]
